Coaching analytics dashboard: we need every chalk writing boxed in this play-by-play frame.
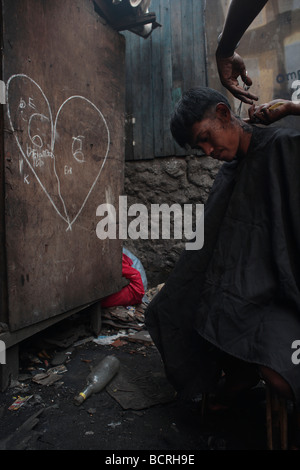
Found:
[29,97,36,109]
[72,135,85,163]
[6,74,110,231]
[19,98,26,109]
[26,144,54,168]
[64,165,72,175]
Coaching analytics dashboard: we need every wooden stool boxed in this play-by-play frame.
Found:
[265,386,288,450]
[201,387,290,450]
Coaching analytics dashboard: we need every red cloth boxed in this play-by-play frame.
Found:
[101,253,145,308]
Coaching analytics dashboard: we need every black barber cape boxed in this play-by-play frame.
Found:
[145,125,300,404]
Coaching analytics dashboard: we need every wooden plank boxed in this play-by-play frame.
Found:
[170,0,183,95]
[124,31,135,160]
[279,397,288,450]
[161,0,175,156]
[0,300,96,349]
[151,0,164,157]
[170,0,188,157]
[139,34,154,159]
[181,0,194,91]
[192,0,207,86]
[0,1,8,324]
[126,30,141,158]
[124,25,154,160]
[124,0,207,159]
[2,0,125,330]
[266,386,273,450]
[132,37,143,158]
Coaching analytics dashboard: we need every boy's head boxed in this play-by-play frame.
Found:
[170,86,251,162]
[170,86,231,149]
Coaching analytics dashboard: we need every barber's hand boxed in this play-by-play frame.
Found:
[216,52,258,104]
[247,99,293,124]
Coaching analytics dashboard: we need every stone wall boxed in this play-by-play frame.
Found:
[124,155,221,287]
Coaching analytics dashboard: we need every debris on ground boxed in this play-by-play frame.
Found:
[106,362,176,411]
[12,283,164,402]
[93,332,129,346]
[31,365,68,386]
[0,282,269,451]
[0,408,49,450]
[145,283,164,301]
[100,284,164,332]
[94,284,163,349]
[124,330,153,345]
[101,306,144,331]
[8,396,33,411]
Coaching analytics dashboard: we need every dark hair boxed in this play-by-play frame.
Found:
[170,86,231,148]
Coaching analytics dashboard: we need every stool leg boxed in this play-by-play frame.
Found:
[266,386,288,450]
[279,396,288,450]
[266,386,273,450]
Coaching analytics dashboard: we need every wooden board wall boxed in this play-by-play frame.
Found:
[124,0,207,160]
[1,0,126,330]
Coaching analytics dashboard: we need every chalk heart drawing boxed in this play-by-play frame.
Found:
[6,74,110,231]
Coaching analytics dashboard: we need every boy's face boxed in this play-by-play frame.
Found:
[189,104,241,162]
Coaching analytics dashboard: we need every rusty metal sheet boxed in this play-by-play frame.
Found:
[2,0,125,330]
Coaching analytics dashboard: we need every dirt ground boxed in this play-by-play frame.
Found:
[0,307,276,454]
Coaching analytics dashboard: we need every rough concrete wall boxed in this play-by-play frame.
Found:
[124,155,221,287]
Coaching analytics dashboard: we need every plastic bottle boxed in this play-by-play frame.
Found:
[74,355,120,405]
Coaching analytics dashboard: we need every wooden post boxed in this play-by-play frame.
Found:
[266,386,273,450]
[0,344,19,392]
[266,386,288,450]
[89,302,102,337]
